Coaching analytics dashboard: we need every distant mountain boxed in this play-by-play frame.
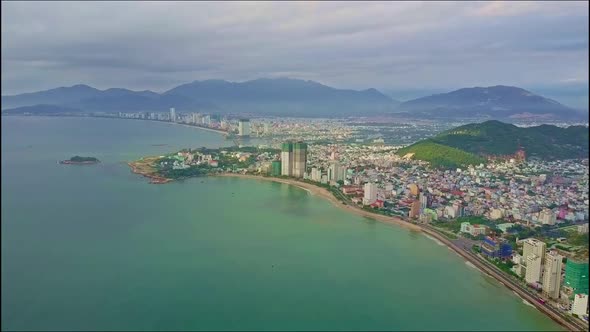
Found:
[2,78,396,116]
[397,85,584,120]
[397,120,589,168]
[2,84,102,108]
[164,78,396,116]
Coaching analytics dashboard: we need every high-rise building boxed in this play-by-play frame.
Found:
[202,115,211,126]
[565,259,589,295]
[523,238,547,262]
[409,199,421,218]
[419,192,428,211]
[539,208,557,225]
[542,251,563,299]
[281,142,293,176]
[525,254,543,284]
[408,183,419,196]
[292,142,307,178]
[192,113,201,124]
[271,161,282,176]
[170,108,176,122]
[311,167,322,182]
[238,119,251,137]
[363,182,377,205]
[328,162,343,182]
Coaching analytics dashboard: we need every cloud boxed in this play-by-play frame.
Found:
[1,1,588,96]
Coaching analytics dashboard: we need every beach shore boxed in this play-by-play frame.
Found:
[128,168,581,331]
[214,173,423,232]
[213,174,583,332]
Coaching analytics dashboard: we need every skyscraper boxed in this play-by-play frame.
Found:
[408,183,419,196]
[419,192,428,211]
[170,108,176,122]
[410,199,421,218]
[202,115,211,126]
[328,162,342,182]
[542,250,563,299]
[281,142,293,176]
[271,160,282,176]
[525,254,543,284]
[363,182,377,205]
[292,142,307,178]
[238,119,251,137]
[523,238,546,261]
[523,238,546,285]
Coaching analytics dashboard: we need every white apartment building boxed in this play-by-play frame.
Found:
[363,182,378,205]
[542,251,563,299]
[571,293,588,317]
[525,254,543,284]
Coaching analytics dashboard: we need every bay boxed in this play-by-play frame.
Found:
[1,116,562,331]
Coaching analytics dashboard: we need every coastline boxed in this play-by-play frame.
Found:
[214,173,423,232]
[5,114,230,135]
[213,173,581,331]
[126,168,581,331]
[127,160,172,184]
[167,121,228,135]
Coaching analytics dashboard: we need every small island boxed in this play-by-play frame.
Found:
[59,156,100,165]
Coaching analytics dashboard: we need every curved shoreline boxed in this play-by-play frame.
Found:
[214,173,423,232]
[128,170,581,331]
[213,174,580,331]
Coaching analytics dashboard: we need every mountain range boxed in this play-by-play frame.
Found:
[396,85,583,120]
[1,78,395,117]
[2,79,586,120]
[397,120,589,168]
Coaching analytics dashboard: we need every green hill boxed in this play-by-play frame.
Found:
[397,140,486,169]
[398,120,589,168]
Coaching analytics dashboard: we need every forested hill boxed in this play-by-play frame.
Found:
[397,120,589,168]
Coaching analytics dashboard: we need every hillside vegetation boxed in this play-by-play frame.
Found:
[434,120,588,159]
[397,140,486,169]
[398,120,588,168]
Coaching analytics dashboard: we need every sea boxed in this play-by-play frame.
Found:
[1,116,563,331]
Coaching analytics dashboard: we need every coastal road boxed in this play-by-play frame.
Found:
[421,225,586,332]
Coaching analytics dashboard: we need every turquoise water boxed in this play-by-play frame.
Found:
[1,116,563,331]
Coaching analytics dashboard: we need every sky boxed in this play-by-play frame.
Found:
[2,1,588,108]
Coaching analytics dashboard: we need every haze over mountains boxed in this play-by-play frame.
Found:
[2,78,585,120]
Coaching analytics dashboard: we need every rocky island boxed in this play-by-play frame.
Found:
[59,156,100,165]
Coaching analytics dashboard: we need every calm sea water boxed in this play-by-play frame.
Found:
[1,116,562,331]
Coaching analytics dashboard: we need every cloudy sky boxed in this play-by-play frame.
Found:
[2,1,588,107]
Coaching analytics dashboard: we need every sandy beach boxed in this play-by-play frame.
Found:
[215,173,423,232]
[127,168,581,331]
